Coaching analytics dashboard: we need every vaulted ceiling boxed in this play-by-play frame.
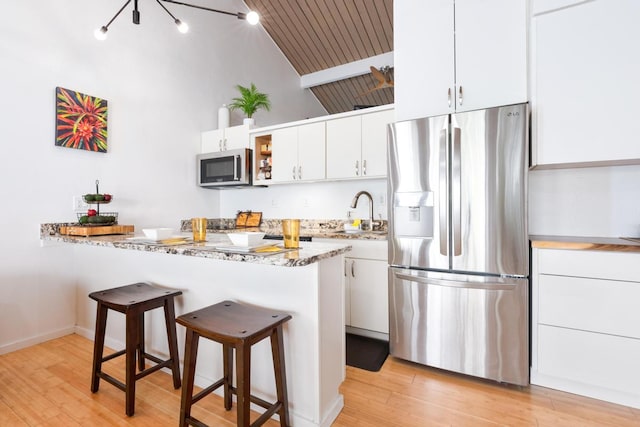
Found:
[244,0,394,114]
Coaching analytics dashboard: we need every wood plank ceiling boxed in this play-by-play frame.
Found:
[244,0,394,114]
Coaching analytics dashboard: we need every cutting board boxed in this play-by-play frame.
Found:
[60,224,134,237]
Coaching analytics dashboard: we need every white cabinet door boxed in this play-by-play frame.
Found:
[201,129,224,153]
[326,116,362,179]
[531,247,640,408]
[297,122,326,181]
[347,258,389,334]
[223,125,250,150]
[270,127,298,183]
[394,0,526,121]
[361,109,393,177]
[532,0,640,167]
[395,0,454,121]
[200,125,250,152]
[455,0,527,113]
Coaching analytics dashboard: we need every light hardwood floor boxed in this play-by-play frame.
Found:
[1,334,639,426]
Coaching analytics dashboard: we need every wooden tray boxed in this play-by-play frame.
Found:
[60,224,134,237]
[235,211,262,228]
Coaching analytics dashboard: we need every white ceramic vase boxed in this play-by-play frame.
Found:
[243,117,255,127]
[217,104,229,129]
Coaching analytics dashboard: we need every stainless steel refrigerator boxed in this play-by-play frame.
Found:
[387,103,529,386]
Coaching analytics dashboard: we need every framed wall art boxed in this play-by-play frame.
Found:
[55,87,108,153]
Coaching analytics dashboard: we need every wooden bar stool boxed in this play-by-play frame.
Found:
[89,282,182,416]
[177,300,292,427]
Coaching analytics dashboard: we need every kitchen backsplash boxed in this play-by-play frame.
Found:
[180,218,388,235]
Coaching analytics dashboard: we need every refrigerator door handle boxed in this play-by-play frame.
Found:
[452,126,462,256]
[394,273,518,291]
[439,127,448,256]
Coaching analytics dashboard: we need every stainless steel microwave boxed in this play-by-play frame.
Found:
[197,148,252,188]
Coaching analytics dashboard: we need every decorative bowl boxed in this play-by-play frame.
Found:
[227,232,266,247]
[142,228,173,241]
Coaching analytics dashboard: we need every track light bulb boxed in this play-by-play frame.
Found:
[246,10,259,25]
[94,26,108,40]
[175,19,189,33]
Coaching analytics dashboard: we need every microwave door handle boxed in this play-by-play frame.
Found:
[234,155,240,181]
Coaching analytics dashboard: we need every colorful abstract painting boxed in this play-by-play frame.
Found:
[55,87,108,152]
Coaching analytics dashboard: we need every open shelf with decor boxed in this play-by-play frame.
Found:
[253,133,272,184]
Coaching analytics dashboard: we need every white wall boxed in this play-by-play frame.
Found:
[0,0,325,353]
[219,179,388,221]
[529,165,640,238]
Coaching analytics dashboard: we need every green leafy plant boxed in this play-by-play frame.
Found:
[228,83,271,119]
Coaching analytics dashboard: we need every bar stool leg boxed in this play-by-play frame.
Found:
[137,312,145,371]
[223,343,233,410]
[179,328,199,427]
[271,325,290,426]
[235,344,251,427]
[91,302,108,393]
[125,309,139,416]
[163,297,181,389]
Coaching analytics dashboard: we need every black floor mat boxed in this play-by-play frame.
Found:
[346,333,389,372]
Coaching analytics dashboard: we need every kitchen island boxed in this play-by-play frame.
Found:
[40,224,352,427]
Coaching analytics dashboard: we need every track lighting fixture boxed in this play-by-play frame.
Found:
[94,0,260,40]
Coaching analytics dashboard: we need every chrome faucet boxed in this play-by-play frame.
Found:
[350,191,380,231]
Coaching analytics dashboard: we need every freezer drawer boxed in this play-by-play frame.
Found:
[389,267,529,386]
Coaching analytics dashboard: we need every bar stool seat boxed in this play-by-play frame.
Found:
[89,282,182,416]
[177,300,292,427]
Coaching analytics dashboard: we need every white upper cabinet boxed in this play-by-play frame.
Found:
[326,116,361,179]
[394,0,527,121]
[201,124,251,153]
[326,109,393,179]
[270,127,298,182]
[362,109,394,177]
[297,122,326,181]
[271,122,325,184]
[531,0,640,167]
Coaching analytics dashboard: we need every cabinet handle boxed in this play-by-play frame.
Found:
[344,259,347,277]
[355,160,359,176]
[363,159,367,176]
[223,138,227,150]
[298,165,302,180]
[448,88,452,107]
[351,260,355,278]
[458,86,463,106]
[292,166,296,180]
[219,139,222,151]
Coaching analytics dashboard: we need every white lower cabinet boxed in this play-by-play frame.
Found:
[532,248,640,409]
[345,257,388,334]
[316,238,388,338]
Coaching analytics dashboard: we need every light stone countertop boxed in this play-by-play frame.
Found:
[40,223,352,267]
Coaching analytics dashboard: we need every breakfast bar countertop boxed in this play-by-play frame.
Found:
[40,223,351,267]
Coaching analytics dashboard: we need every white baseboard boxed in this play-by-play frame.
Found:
[0,326,76,355]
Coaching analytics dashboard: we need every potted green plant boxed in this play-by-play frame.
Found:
[228,83,271,126]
